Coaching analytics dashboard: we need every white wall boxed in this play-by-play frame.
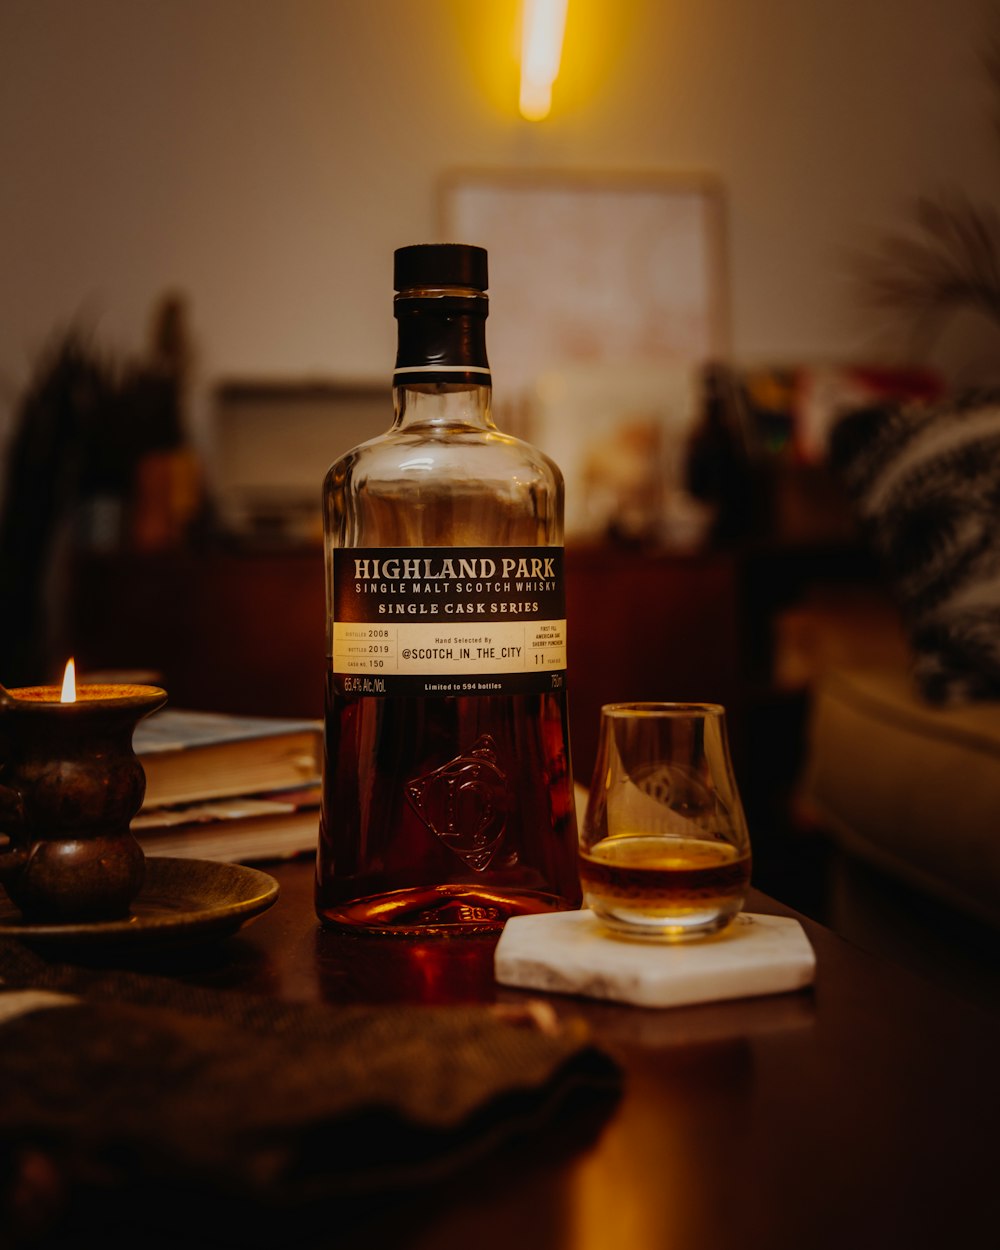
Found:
[2,0,997,437]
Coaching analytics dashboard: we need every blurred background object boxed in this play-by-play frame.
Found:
[0,293,204,684]
[208,379,386,546]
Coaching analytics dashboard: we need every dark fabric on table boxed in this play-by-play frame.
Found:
[0,939,619,1247]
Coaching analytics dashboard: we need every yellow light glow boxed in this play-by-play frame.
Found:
[60,657,77,704]
[520,0,569,120]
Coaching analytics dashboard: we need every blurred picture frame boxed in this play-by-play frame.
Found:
[440,171,729,547]
[439,168,729,397]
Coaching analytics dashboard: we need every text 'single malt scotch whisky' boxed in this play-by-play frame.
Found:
[317,243,581,934]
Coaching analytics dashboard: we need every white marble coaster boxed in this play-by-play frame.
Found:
[494,910,816,1009]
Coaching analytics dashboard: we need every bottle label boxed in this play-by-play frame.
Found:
[331,546,567,697]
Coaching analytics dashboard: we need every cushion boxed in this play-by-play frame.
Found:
[802,666,1000,928]
[830,391,1000,703]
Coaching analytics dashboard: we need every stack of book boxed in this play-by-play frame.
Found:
[132,709,323,864]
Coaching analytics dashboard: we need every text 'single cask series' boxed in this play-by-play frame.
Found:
[317,244,582,934]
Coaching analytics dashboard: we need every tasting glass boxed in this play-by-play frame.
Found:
[579,702,751,941]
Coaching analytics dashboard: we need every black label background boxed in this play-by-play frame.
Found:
[334,546,565,622]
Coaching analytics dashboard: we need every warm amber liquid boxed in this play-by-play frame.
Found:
[579,835,751,920]
[317,672,581,935]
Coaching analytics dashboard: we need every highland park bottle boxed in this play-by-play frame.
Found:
[317,243,581,934]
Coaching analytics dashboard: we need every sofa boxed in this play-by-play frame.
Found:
[802,664,1000,930]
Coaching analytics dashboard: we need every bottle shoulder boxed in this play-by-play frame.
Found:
[323,423,565,548]
[324,424,564,490]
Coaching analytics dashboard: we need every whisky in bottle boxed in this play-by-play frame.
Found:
[317,243,581,935]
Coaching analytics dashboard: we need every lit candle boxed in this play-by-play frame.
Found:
[0,663,167,923]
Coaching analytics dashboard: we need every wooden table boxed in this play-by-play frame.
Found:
[132,858,999,1250]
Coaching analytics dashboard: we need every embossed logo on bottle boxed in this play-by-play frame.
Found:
[406,735,511,871]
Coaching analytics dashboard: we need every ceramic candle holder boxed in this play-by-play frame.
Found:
[0,680,167,923]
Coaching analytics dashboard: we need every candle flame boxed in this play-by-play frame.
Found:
[60,657,77,704]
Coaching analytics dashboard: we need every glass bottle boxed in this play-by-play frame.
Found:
[317,243,581,934]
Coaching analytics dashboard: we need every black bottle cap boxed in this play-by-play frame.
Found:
[394,244,488,292]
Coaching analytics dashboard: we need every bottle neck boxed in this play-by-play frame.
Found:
[392,286,493,429]
[392,380,494,429]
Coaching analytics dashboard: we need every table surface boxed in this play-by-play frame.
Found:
[122,857,1000,1250]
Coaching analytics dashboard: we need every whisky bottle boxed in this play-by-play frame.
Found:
[317,243,581,934]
